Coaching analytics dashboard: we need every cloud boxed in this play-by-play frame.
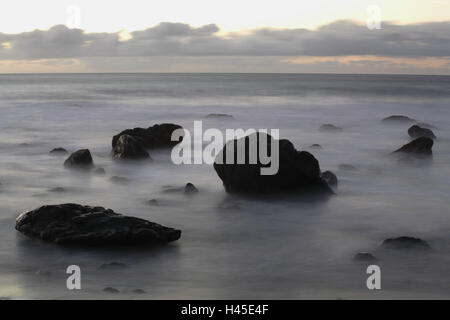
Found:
[1,20,450,73]
[1,20,450,60]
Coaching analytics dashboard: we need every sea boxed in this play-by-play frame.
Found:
[0,73,449,299]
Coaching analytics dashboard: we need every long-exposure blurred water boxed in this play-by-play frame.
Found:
[0,73,450,299]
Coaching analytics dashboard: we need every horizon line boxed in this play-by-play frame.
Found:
[1,72,449,77]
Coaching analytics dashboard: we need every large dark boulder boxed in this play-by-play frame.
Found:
[64,149,94,169]
[15,203,181,245]
[394,137,433,155]
[408,125,436,139]
[112,123,183,150]
[213,132,332,195]
[112,134,151,160]
[382,115,416,124]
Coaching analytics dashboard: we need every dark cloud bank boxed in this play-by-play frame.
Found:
[1,20,449,60]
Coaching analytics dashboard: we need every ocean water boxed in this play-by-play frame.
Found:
[0,73,450,299]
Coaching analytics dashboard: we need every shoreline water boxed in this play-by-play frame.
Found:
[1,73,450,299]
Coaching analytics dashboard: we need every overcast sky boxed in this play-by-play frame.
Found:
[0,0,449,73]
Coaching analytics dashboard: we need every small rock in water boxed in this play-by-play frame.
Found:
[320,124,343,132]
[49,147,68,155]
[353,252,377,262]
[103,287,120,294]
[394,137,433,155]
[15,203,181,245]
[309,144,322,149]
[94,167,106,175]
[98,262,127,270]
[110,176,131,184]
[64,149,94,169]
[382,236,430,250]
[147,199,159,206]
[322,171,338,188]
[48,187,66,193]
[205,113,234,119]
[132,289,146,294]
[184,183,199,195]
[382,115,416,124]
[408,125,436,139]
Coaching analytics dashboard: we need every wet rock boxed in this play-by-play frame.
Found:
[112,123,183,150]
[15,203,181,245]
[132,289,146,294]
[49,147,68,155]
[322,171,338,188]
[213,132,332,195]
[309,144,322,149]
[382,115,416,124]
[112,134,151,161]
[408,125,436,139]
[394,137,433,155]
[354,252,377,262]
[94,167,106,175]
[98,262,127,270]
[184,183,199,195]
[147,199,159,206]
[205,113,234,119]
[103,287,120,294]
[110,176,131,184]
[320,124,343,132]
[161,183,199,195]
[382,236,430,250]
[48,187,66,193]
[64,149,94,169]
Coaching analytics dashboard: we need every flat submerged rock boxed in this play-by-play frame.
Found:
[15,203,181,245]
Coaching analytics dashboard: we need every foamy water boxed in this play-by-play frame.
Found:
[0,73,450,299]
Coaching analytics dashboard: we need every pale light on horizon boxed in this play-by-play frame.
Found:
[0,0,449,34]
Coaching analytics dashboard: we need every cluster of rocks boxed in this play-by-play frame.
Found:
[29,125,186,247]
[56,123,183,171]
[112,123,183,160]
[381,114,437,155]
[21,114,436,253]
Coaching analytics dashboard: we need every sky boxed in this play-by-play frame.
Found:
[0,0,449,73]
